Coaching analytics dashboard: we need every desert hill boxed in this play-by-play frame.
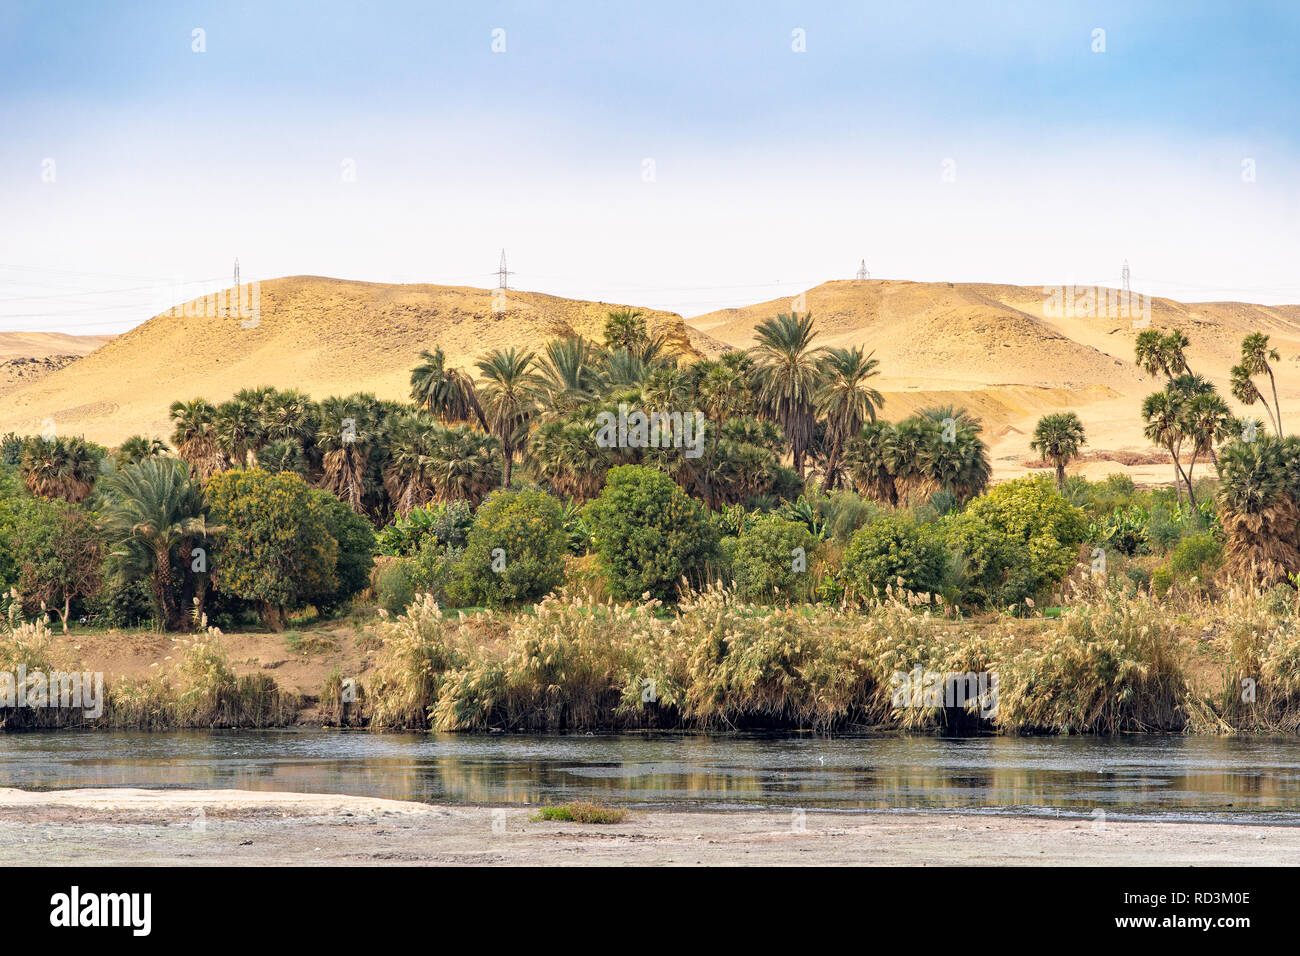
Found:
[689,279,1300,483]
[4,274,1300,487]
[0,277,709,445]
[0,331,115,396]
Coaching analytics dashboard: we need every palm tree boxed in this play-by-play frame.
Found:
[169,398,226,481]
[409,348,486,429]
[475,347,541,488]
[315,394,378,514]
[1230,363,1278,436]
[1183,391,1233,479]
[814,347,884,492]
[843,421,899,507]
[382,412,440,516]
[260,389,317,447]
[1030,412,1086,491]
[19,436,100,502]
[99,458,210,631]
[1142,390,1194,505]
[1216,435,1300,584]
[1134,328,1194,382]
[1240,332,1283,434]
[258,438,308,476]
[603,309,648,352]
[113,435,167,470]
[529,416,609,501]
[750,312,827,477]
[426,424,502,505]
[534,337,605,412]
[214,397,260,468]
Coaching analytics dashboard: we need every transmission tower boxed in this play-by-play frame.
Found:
[855,259,870,280]
[497,249,512,290]
[233,258,240,288]
[1121,259,1130,297]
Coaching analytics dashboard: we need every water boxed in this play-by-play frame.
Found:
[4,730,1300,824]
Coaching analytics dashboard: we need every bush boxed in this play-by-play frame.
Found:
[375,558,418,615]
[943,476,1087,607]
[377,500,473,556]
[583,465,718,601]
[1168,532,1223,579]
[842,513,948,599]
[448,488,568,608]
[729,517,815,602]
[88,577,156,629]
[312,490,376,612]
[205,469,339,630]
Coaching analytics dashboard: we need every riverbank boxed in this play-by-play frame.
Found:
[2,788,1297,865]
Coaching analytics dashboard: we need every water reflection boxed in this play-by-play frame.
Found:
[2,731,1300,823]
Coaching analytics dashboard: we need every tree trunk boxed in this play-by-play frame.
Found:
[155,547,181,631]
[61,596,71,635]
[1269,369,1283,435]
[1054,461,1066,492]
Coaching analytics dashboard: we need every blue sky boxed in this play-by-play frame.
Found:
[2,0,1298,332]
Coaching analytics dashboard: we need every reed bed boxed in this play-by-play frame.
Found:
[365,583,1300,735]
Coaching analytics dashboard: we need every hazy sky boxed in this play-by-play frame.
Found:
[2,0,1298,333]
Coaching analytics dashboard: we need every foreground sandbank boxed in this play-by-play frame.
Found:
[0,788,1297,866]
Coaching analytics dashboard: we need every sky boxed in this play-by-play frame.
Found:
[1,0,1298,333]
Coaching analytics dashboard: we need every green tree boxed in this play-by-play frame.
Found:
[99,458,210,631]
[205,469,339,630]
[311,489,376,612]
[815,346,883,493]
[475,347,541,489]
[12,498,104,633]
[449,488,568,607]
[841,513,947,599]
[728,516,816,602]
[583,465,718,601]
[750,312,827,478]
[603,309,648,352]
[1030,412,1087,491]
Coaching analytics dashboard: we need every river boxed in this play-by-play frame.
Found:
[4,730,1300,824]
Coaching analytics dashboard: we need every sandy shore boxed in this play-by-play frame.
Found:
[1,787,1298,865]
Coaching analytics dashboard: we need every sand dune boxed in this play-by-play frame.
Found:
[4,275,1300,486]
[690,279,1300,484]
[0,277,703,445]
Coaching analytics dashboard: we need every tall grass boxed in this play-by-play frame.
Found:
[367,581,1300,736]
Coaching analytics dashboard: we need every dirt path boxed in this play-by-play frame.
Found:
[1,788,1296,866]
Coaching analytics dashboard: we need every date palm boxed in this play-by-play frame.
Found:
[814,347,884,492]
[534,336,605,412]
[409,347,486,429]
[99,457,210,631]
[475,347,541,489]
[750,312,827,477]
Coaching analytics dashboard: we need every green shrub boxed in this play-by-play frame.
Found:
[377,500,473,556]
[842,513,947,599]
[729,517,815,602]
[312,490,376,611]
[531,802,626,824]
[88,577,155,629]
[448,488,567,607]
[1168,532,1223,578]
[944,476,1086,607]
[205,469,339,630]
[584,466,718,601]
[375,559,418,615]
